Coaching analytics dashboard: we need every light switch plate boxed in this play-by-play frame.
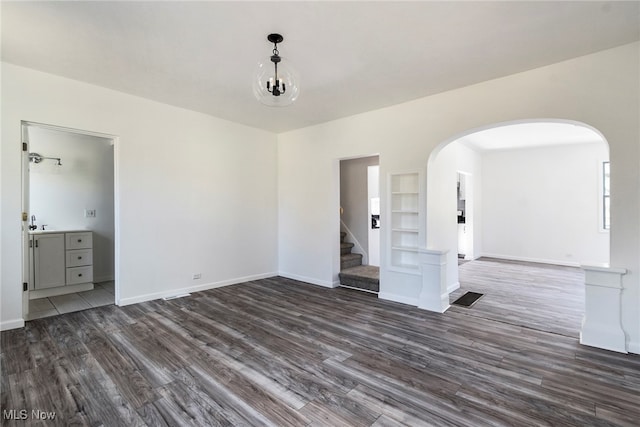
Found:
[84,209,96,218]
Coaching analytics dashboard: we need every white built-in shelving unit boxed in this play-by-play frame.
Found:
[389,171,422,273]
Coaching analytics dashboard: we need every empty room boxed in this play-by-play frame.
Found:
[1,1,639,426]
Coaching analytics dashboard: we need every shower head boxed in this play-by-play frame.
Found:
[29,152,62,166]
[29,152,43,163]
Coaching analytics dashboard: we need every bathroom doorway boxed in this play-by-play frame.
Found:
[21,122,117,320]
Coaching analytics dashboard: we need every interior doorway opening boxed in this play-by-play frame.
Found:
[427,119,610,337]
[21,122,118,320]
[337,155,381,294]
[456,171,473,261]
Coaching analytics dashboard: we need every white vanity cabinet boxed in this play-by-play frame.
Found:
[32,233,66,290]
[29,230,94,295]
[65,232,93,285]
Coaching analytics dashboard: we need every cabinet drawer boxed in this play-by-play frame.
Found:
[66,249,93,267]
[66,266,93,285]
[66,232,92,250]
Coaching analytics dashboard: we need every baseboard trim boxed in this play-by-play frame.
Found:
[30,282,94,299]
[338,284,379,295]
[118,272,278,306]
[628,340,640,355]
[1,318,25,331]
[479,253,581,267]
[93,275,115,283]
[378,292,418,307]
[278,272,337,288]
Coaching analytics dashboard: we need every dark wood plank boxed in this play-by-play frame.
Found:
[69,354,146,426]
[192,358,310,427]
[45,315,89,360]
[151,379,238,427]
[24,319,60,370]
[65,312,159,409]
[0,328,33,375]
[27,358,91,426]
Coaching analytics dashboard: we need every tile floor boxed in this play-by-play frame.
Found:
[26,281,115,320]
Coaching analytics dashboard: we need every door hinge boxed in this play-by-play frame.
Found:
[22,212,28,221]
[22,142,27,152]
[23,283,28,292]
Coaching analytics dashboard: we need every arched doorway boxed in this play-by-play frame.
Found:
[426,119,610,337]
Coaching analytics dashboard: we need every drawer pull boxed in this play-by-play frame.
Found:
[78,273,83,277]
[78,256,82,260]
[77,239,82,243]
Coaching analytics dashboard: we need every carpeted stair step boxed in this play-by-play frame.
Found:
[341,253,363,269]
[341,242,355,255]
[340,231,346,243]
[339,265,380,293]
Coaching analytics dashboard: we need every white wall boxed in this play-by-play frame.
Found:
[425,141,482,291]
[481,142,609,266]
[426,142,459,289]
[1,62,279,330]
[278,42,639,353]
[28,126,115,281]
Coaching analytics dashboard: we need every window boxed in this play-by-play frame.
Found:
[603,161,610,230]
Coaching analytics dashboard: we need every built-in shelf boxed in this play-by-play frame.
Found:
[391,262,420,270]
[391,246,420,252]
[389,172,421,272]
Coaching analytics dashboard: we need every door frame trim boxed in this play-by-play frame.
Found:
[21,121,120,316]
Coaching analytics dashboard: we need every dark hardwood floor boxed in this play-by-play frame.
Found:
[2,263,639,426]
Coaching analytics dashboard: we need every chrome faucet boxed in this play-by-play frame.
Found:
[29,215,37,230]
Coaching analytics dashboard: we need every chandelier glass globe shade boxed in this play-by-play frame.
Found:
[253,56,300,107]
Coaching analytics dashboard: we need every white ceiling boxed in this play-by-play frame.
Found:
[2,1,639,133]
[456,122,606,152]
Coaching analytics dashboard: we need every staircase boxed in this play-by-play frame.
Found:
[339,231,380,293]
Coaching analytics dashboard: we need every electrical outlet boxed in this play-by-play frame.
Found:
[84,209,96,218]
[192,273,202,280]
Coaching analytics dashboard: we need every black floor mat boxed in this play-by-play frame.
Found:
[452,291,484,307]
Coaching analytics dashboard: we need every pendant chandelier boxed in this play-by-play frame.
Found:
[253,33,299,107]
